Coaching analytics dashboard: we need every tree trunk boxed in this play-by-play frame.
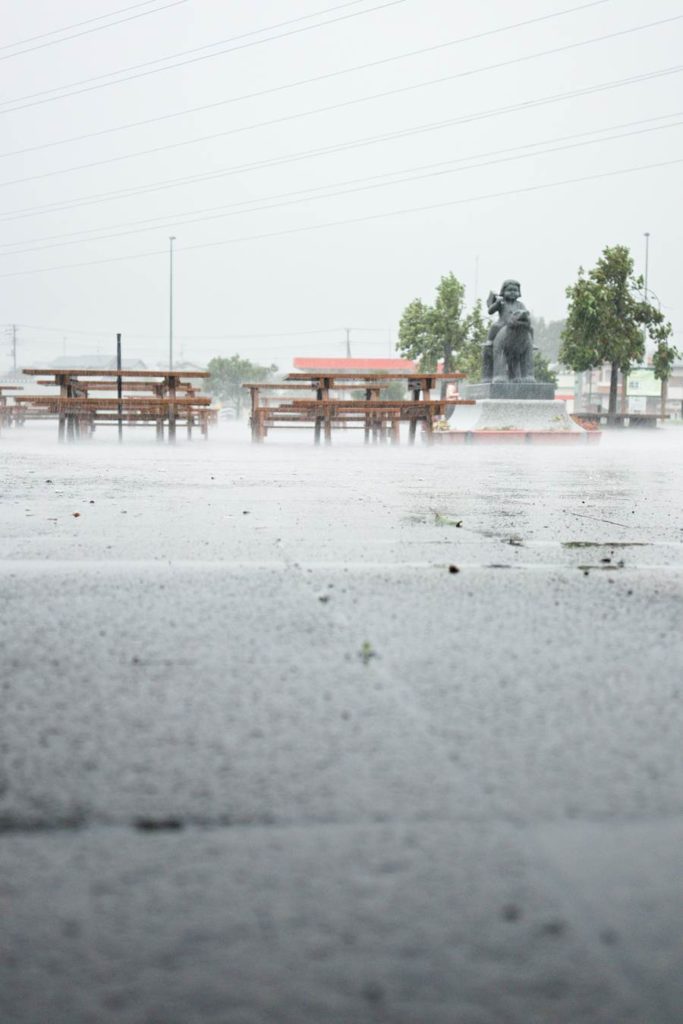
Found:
[574,371,583,412]
[608,362,619,422]
[441,341,453,396]
[660,377,669,420]
[620,371,629,414]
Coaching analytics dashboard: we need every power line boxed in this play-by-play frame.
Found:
[0,0,183,52]
[0,0,613,146]
[3,14,676,188]
[0,2,372,63]
[0,0,406,113]
[0,2,189,62]
[1,63,679,222]
[0,0,370,66]
[2,112,681,257]
[1,156,680,279]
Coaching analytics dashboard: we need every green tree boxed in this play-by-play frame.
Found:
[206,355,278,416]
[560,245,672,422]
[533,349,557,385]
[652,336,679,417]
[397,273,487,386]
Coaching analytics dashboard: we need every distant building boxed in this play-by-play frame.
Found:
[557,363,683,419]
[292,357,417,373]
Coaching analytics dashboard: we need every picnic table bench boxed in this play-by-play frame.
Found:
[20,368,212,442]
[244,372,474,443]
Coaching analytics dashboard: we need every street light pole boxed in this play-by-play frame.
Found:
[169,235,176,371]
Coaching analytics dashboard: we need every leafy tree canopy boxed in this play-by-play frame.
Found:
[206,354,278,414]
[397,273,487,383]
[651,337,679,383]
[560,245,672,374]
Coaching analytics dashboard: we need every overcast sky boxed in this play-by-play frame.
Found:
[1,0,681,369]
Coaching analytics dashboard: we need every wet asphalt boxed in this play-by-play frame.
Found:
[1,420,682,1024]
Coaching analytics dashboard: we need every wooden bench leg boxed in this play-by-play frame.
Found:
[408,417,417,445]
[391,414,400,444]
[423,415,433,445]
[255,409,266,443]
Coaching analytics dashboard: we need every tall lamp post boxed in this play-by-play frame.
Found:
[169,235,176,371]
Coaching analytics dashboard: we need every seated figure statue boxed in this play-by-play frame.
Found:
[481,279,535,383]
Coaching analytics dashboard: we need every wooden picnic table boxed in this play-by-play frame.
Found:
[286,371,468,443]
[572,410,665,429]
[244,372,472,444]
[21,368,210,442]
[244,379,394,443]
[282,372,464,387]
[34,378,200,395]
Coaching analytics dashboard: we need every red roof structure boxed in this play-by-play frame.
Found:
[293,357,416,372]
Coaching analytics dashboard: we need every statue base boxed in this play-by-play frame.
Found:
[430,400,599,444]
[472,399,585,433]
[462,381,556,401]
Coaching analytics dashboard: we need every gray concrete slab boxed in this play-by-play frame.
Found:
[1,421,682,1022]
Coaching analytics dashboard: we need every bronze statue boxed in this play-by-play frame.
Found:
[482,279,535,383]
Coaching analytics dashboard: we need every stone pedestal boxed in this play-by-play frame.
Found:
[472,399,585,433]
[462,382,556,401]
[431,398,599,444]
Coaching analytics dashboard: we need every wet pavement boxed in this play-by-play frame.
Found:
[1,422,682,1023]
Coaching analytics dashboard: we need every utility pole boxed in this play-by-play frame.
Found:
[169,235,176,371]
[9,324,17,370]
[344,327,351,359]
[116,332,123,444]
